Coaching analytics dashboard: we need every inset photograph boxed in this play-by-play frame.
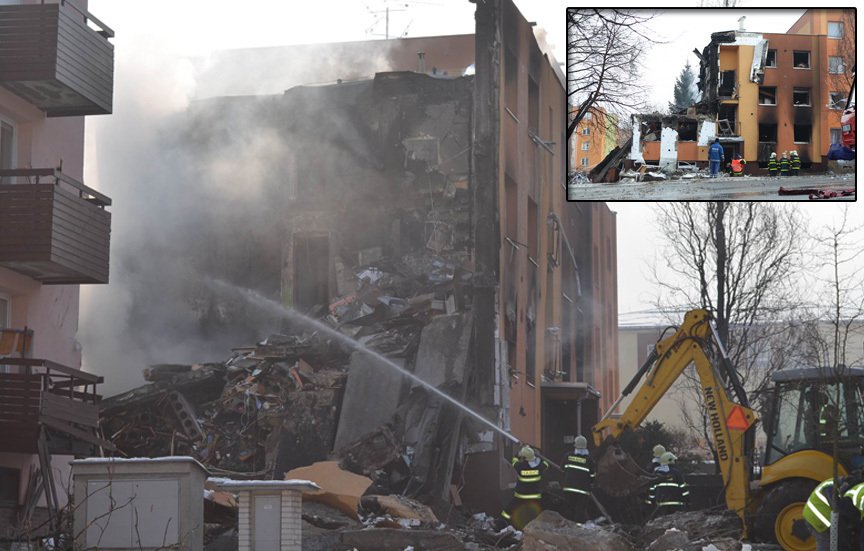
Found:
[566,8,855,201]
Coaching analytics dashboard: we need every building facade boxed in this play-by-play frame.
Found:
[0,0,113,534]
[568,107,619,172]
[630,8,854,171]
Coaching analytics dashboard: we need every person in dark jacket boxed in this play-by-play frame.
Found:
[708,138,724,178]
[562,435,596,523]
[768,152,778,177]
[779,151,790,176]
[501,445,550,529]
[647,452,689,518]
[790,150,801,176]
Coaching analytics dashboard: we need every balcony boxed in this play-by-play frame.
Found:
[0,168,111,284]
[0,357,112,455]
[0,1,113,116]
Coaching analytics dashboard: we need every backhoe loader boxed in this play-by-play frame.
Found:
[593,309,864,551]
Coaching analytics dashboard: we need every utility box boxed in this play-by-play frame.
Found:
[72,457,208,551]
[212,479,320,551]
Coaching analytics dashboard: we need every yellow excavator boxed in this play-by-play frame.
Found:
[593,309,864,551]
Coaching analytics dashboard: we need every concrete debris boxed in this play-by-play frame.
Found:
[647,528,690,551]
[638,509,741,547]
[642,172,668,182]
[339,528,464,551]
[360,494,440,525]
[521,510,634,551]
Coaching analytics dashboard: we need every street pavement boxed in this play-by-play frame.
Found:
[568,173,856,201]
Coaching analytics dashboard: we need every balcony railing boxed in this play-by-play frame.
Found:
[0,168,111,284]
[0,358,113,454]
[0,1,114,116]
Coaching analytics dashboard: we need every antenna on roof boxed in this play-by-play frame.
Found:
[738,16,746,31]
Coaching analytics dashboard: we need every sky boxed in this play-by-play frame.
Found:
[78,0,861,386]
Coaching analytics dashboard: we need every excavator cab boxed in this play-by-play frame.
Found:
[754,366,864,550]
[763,366,864,469]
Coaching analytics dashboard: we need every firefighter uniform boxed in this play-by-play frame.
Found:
[843,481,864,550]
[804,479,834,551]
[562,436,595,523]
[791,150,801,176]
[731,156,746,176]
[779,152,790,176]
[647,452,689,518]
[501,446,549,529]
[768,153,778,176]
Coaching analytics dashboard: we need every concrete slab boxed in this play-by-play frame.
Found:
[412,312,472,389]
[333,352,405,452]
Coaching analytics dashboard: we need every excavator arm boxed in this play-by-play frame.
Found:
[593,309,758,526]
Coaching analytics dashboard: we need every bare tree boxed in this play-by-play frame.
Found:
[651,203,806,459]
[566,9,657,140]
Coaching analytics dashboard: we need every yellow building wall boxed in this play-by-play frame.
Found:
[736,45,759,160]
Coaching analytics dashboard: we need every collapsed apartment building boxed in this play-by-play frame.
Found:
[629,9,853,173]
[95,0,619,523]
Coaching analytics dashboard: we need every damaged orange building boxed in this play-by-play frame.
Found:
[631,8,854,171]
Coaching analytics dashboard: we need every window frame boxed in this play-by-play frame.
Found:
[793,123,812,144]
[829,92,846,110]
[793,51,811,69]
[580,157,589,167]
[758,86,777,106]
[581,141,590,151]
[793,88,811,107]
[828,21,843,39]
[828,56,846,74]
[765,49,777,68]
[581,127,590,136]
[830,128,842,145]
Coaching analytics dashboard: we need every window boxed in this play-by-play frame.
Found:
[765,49,777,68]
[505,49,518,116]
[793,88,811,106]
[581,141,590,151]
[829,92,846,110]
[0,467,20,507]
[528,77,539,134]
[719,70,736,96]
[830,128,842,145]
[759,123,777,142]
[828,21,843,38]
[678,120,697,141]
[583,112,592,120]
[1,120,13,184]
[829,56,846,74]
[793,51,810,69]
[580,157,589,166]
[794,124,811,143]
[581,127,590,136]
[759,86,777,105]
[0,294,8,328]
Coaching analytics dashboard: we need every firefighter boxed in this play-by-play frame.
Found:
[647,452,689,518]
[843,472,864,550]
[791,150,801,176]
[731,153,746,176]
[500,445,550,529]
[649,444,666,472]
[804,477,860,551]
[779,151,790,176]
[767,152,778,177]
[562,435,595,523]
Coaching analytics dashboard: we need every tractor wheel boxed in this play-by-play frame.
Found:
[754,479,819,551]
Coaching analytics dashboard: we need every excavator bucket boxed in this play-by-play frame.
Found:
[594,442,655,497]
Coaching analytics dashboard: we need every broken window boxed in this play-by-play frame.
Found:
[528,76,539,134]
[642,120,660,141]
[793,88,811,106]
[678,120,697,141]
[718,104,737,136]
[505,48,518,116]
[829,92,846,110]
[830,128,842,144]
[759,86,777,105]
[828,21,843,38]
[580,157,588,167]
[581,141,590,151]
[718,70,736,97]
[793,124,811,143]
[758,123,777,143]
[793,51,810,69]
[765,49,777,68]
[829,56,846,74]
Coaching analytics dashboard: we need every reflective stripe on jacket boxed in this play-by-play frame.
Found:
[768,159,778,170]
[803,479,833,533]
[844,482,864,519]
[779,158,790,171]
[791,156,801,170]
[647,468,689,508]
